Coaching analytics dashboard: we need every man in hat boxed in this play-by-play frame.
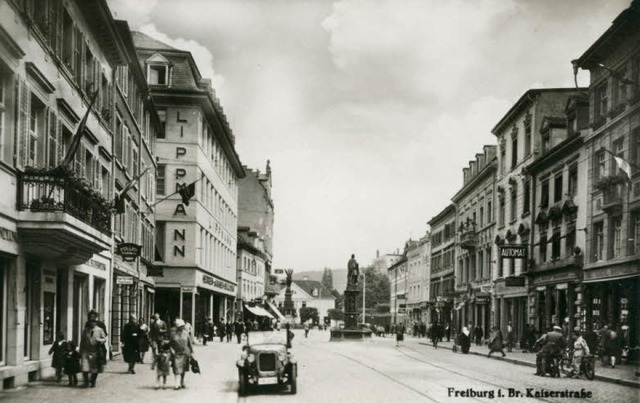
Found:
[87,310,108,364]
[87,310,108,336]
[534,325,566,376]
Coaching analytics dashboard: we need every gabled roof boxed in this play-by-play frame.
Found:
[292,280,334,299]
[131,31,176,51]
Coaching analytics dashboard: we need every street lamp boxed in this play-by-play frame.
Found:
[360,272,366,324]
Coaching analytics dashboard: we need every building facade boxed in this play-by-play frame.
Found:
[575,2,640,354]
[388,254,407,326]
[0,0,149,387]
[526,96,589,335]
[491,88,582,343]
[428,205,456,327]
[236,227,267,317]
[274,280,334,324]
[406,234,431,324]
[133,32,245,330]
[371,251,402,275]
[452,146,496,339]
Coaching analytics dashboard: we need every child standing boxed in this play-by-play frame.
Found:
[154,341,172,390]
[48,332,68,382]
[64,341,81,386]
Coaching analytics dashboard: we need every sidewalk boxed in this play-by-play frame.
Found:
[412,336,640,389]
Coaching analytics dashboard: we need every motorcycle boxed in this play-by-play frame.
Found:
[559,348,595,380]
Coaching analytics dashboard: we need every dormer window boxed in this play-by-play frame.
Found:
[146,53,171,86]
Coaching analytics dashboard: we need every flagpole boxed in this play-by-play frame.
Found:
[151,177,203,208]
[602,148,640,172]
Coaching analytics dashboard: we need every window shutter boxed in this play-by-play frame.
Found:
[47,109,58,167]
[17,79,30,170]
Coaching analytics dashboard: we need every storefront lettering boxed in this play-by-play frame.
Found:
[174,245,185,257]
[584,265,638,281]
[174,204,187,216]
[176,147,187,158]
[174,229,185,241]
[176,168,186,178]
[173,227,186,257]
[89,259,106,271]
[201,274,235,292]
[499,245,527,259]
[0,226,17,243]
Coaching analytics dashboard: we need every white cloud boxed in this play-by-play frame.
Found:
[108,0,158,26]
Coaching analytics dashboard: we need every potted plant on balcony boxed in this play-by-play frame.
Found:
[594,174,626,192]
[30,196,62,211]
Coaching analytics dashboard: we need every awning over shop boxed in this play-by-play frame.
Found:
[244,304,274,318]
[265,301,286,321]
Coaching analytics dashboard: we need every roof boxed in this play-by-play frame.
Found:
[131,31,176,51]
[427,204,456,226]
[292,280,334,299]
[575,1,640,69]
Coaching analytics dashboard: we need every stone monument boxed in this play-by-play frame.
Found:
[330,254,372,341]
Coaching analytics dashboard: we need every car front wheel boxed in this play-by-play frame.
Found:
[289,364,297,395]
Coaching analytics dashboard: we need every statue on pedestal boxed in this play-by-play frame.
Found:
[348,254,359,286]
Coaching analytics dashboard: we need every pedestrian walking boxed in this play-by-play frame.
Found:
[64,340,81,386]
[170,319,194,390]
[234,319,244,344]
[218,320,226,342]
[154,340,173,390]
[48,331,68,383]
[150,313,168,370]
[568,330,590,378]
[395,324,404,347]
[598,323,609,365]
[204,317,214,346]
[430,322,439,349]
[445,323,451,342]
[79,315,107,387]
[458,327,471,354]
[138,323,150,363]
[122,314,141,374]
[488,326,506,357]
[304,322,310,338]
[226,321,234,342]
[474,325,483,346]
[605,325,621,368]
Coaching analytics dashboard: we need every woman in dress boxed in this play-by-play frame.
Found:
[79,316,107,387]
[170,319,194,390]
[122,314,141,374]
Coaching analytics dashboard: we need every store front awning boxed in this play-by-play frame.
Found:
[265,301,286,321]
[244,304,274,318]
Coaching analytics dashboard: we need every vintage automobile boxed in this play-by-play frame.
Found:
[236,328,297,396]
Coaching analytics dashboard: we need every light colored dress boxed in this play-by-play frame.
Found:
[170,329,193,374]
[79,326,106,374]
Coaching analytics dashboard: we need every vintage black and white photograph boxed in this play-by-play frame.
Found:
[0,0,638,402]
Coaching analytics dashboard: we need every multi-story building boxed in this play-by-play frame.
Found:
[406,233,431,324]
[133,32,245,330]
[575,2,639,349]
[525,95,589,335]
[236,227,268,311]
[428,205,456,326]
[109,19,161,354]
[388,253,407,327]
[452,146,497,339]
[0,0,149,387]
[371,251,403,275]
[491,88,583,342]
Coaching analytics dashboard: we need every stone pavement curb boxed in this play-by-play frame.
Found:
[418,341,640,389]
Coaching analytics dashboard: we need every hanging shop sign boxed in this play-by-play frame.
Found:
[116,276,134,285]
[499,245,528,259]
[117,243,142,262]
[505,276,526,287]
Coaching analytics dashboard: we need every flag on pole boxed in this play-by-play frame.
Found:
[114,167,150,214]
[614,155,632,180]
[178,181,196,206]
[61,90,100,167]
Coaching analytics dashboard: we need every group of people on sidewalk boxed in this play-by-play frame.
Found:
[47,310,108,388]
[48,311,197,391]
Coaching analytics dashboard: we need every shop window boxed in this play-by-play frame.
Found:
[43,291,55,345]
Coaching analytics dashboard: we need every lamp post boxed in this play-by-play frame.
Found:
[360,272,366,324]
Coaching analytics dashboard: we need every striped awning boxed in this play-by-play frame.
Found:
[244,304,274,318]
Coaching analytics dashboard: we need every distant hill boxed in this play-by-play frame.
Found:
[292,269,347,293]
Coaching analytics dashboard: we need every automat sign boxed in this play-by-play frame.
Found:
[499,245,528,259]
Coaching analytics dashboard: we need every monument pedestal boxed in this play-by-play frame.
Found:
[330,285,371,341]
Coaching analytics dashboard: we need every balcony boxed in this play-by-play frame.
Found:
[16,169,111,264]
[601,184,623,213]
[459,230,478,249]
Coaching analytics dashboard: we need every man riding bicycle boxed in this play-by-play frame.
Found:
[535,325,566,376]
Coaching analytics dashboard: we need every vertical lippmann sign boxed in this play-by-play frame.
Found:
[499,245,528,287]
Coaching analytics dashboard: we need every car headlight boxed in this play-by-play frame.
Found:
[247,354,255,363]
[277,353,286,362]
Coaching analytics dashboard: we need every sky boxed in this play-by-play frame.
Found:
[108,0,630,271]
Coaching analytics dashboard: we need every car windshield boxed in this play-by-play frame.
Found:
[247,330,286,345]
